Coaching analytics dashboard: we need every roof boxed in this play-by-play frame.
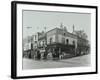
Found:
[47,27,88,41]
[47,27,78,39]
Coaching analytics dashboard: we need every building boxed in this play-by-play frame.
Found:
[31,33,39,49]
[23,36,33,58]
[38,31,46,48]
[23,24,90,59]
[72,25,90,55]
[46,27,77,58]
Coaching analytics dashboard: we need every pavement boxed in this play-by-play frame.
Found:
[22,54,91,69]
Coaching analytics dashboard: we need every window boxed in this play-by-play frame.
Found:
[66,39,69,45]
[43,41,45,46]
[62,38,65,44]
[35,35,36,40]
[50,38,52,44]
[73,41,75,45]
[35,41,37,43]
[31,43,33,49]
[39,42,41,46]
[64,33,66,36]
[31,38,33,42]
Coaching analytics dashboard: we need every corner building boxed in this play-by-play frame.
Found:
[46,28,77,56]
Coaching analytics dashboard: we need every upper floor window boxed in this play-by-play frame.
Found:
[73,41,75,45]
[62,38,65,44]
[35,35,36,40]
[31,38,33,42]
[39,42,41,46]
[66,39,69,45]
[50,37,53,44]
[43,41,45,46]
[35,41,37,43]
[64,33,66,36]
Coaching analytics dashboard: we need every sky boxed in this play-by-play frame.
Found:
[23,10,91,41]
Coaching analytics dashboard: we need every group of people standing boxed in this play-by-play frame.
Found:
[24,48,61,60]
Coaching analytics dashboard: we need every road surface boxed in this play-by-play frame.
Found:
[23,54,91,69]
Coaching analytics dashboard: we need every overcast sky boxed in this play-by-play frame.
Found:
[23,10,91,41]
